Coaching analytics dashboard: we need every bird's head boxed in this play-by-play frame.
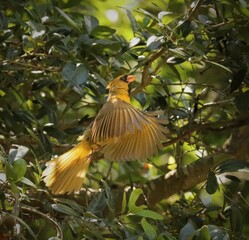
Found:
[106,75,136,90]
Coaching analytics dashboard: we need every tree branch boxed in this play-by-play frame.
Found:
[143,156,214,205]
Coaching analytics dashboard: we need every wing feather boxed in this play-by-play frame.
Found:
[91,98,167,161]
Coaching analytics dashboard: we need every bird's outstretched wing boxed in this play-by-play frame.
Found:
[91,98,167,161]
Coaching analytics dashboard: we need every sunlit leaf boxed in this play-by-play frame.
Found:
[167,56,185,64]
[20,177,37,188]
[6,159,27,182]
[137,8,159,22]
[9,145,29,163]
[158,11,182,25]
[146,36,164,50]
[199,188,224,208]
[135,209,163,220]
[121,191,127,215]
[128,188,146,213]
[129,37,141,48]
[91,25,116,37]
[141,218,157,240]
[197,225,211,240]
[28,21,46,38]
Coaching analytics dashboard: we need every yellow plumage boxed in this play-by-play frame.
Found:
[42,140,92,194]
[42,75,167,194]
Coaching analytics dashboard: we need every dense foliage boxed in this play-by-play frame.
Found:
[1,0,249,239]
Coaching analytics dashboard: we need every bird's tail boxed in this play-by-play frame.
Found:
[42,140,92,195]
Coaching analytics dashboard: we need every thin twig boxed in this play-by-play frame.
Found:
[187,0,204,20]
[163,115,249,148]
[131,48,167,96]
[21,205,63,239]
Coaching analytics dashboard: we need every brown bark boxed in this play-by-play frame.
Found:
[143,156,215,205]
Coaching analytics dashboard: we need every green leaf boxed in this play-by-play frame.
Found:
[216,160,249,173]
[71,64,89,86]
[158,11,182,25]
[12,214,36,239]
[179,221,195,240]
[141,218,157,240]
[224,175,241,183]
[206,171,218,194]
[234,90,249,112]
[167,56,185,64]
[28,21,46,38]
[129,37,141,48]
[147,36,164,50]
[32,79,53,91]
[124,8,139,34]
[198,225,211,240]
[102,181,115,213]
[92,54,109,66]
[61,62,76,82]
[137,8,159,22]
[43,125,68,143]
[230,205,243,233]
[177,20,193,37]
[230,67,247,92]
[121,191,127,215]
[84,15,99,34]
[54,198,84,213]
[52,203,81,217]
[14,110,37,126]
[55,7,81,32]
[20,177,37,188]
[62,63,89,87]
[39,133,52,154]
[8,145,29,163]
[204,59,232,73]
[135,209,164,220]
[91,25,116,37]
[87,191,107,214]
[22,35,35,53]
[6,159,27,182]
[199,188,224,208]
[128,188,146,213]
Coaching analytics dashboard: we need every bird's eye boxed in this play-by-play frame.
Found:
[120,75,128,82]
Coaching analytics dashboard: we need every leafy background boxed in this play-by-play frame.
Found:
[1,0,249,239]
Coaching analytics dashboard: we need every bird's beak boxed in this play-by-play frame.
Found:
[127,75,136,83]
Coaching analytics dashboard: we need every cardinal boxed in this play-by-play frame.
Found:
[42,75,167,194]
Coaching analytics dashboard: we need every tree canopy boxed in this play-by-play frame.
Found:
[1,0,249,239]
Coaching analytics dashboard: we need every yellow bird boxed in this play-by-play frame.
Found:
[42,75,167,194]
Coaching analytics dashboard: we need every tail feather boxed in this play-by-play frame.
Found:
[42,140,92,194]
